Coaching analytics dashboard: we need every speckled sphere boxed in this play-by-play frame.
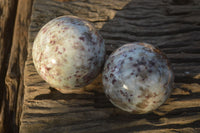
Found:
[32,16,105,89]
[102,42,174,113]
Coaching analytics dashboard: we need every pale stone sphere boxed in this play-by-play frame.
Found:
[102,42,174,113]
[32,16,105,90]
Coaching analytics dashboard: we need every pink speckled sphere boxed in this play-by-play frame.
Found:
[32,16,105,89]
[102,42,174,113]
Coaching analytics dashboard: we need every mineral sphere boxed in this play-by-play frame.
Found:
[102,42,174,113]
[32,16,105,89]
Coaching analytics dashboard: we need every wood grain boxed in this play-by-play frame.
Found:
[21,0,200,132]
[0,0,18,132]
[4,0,34,132]
[0,0,33,133]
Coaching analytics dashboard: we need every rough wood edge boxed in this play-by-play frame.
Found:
[1,0,33,133]
[0,0,18,132]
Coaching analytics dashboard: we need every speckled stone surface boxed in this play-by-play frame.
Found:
[102,42,174,113]
[32,16,105,90]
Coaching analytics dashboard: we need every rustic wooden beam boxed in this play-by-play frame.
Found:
[4,0,34,132]
[0,0,33,133]
[0,0,18,132]
[7,0,33,132]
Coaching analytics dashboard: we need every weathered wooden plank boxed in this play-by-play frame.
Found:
[0,0,34,133]
[21,0,200,132]
[0,0,18,132]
